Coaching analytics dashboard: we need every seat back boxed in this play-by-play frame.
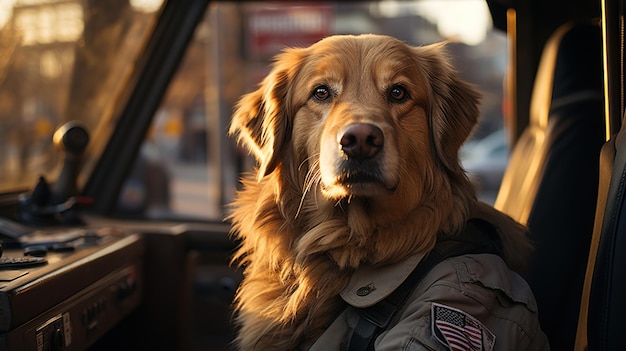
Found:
[495,21,605,351]
[578,112,626,351]
[574,127,616,351]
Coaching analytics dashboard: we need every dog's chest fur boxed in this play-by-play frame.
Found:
[229,174,460,350]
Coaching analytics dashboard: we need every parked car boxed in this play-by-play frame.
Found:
[461,129,509,202]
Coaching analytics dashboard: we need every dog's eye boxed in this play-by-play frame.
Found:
[312,86,331,102]
[388,85,408,102]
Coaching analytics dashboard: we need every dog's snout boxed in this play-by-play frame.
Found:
[339,123,384,159]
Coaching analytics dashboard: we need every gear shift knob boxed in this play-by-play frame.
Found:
[51,121,90,202]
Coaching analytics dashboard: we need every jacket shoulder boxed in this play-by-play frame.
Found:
[374,254,550,350]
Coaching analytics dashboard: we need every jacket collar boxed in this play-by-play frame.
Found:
[340,252,427,308]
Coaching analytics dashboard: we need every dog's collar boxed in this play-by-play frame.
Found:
[340,252,427,308]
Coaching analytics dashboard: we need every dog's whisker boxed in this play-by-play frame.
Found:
[295,161,322,219]
[298,154,317,172]
[295,187,309,219]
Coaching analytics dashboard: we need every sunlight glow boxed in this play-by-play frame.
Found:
[130,0,164,13]
[377,0,492,46]
[0,0,16,29]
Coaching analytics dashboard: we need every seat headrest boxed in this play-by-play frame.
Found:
[530,21,603,127]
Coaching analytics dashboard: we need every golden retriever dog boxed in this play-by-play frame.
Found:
[228,34,537,350]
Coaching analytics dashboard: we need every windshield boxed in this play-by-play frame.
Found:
[0,0,508,219]
[0,0,164,193]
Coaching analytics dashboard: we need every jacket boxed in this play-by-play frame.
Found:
[309,253,550,350]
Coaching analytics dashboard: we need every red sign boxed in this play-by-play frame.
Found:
[245,2,334,59]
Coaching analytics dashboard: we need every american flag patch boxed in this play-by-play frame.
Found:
[431,303,495,351]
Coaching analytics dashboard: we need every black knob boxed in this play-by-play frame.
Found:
[51,328,65,351]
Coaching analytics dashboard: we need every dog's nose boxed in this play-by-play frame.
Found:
[339,123,384,159]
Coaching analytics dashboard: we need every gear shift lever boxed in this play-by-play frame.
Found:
[51,121,90,202]
[17,121,89,226]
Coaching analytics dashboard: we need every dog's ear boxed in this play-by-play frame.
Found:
[229,49,304,181]
[414,43,481,173]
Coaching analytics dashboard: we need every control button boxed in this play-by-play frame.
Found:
[24,245,48,257]
[51,328,64,351]
[51,243,75,252]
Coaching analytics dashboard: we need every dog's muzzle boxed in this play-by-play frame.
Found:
[335,123,389,189]
[320,122,398,198]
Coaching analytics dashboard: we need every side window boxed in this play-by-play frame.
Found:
[115,1,508,220]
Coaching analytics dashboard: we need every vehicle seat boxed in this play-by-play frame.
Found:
[494,21,605,351]
[575,106,626,350]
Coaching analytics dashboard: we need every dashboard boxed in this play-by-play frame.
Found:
[0,228,143,351]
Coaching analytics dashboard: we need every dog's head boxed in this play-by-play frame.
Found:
[231,34,479,225]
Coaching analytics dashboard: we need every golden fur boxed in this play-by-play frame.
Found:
[228,34,532,350]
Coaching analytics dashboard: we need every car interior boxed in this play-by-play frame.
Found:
[0,0,624,350]
[495,20,605,351]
